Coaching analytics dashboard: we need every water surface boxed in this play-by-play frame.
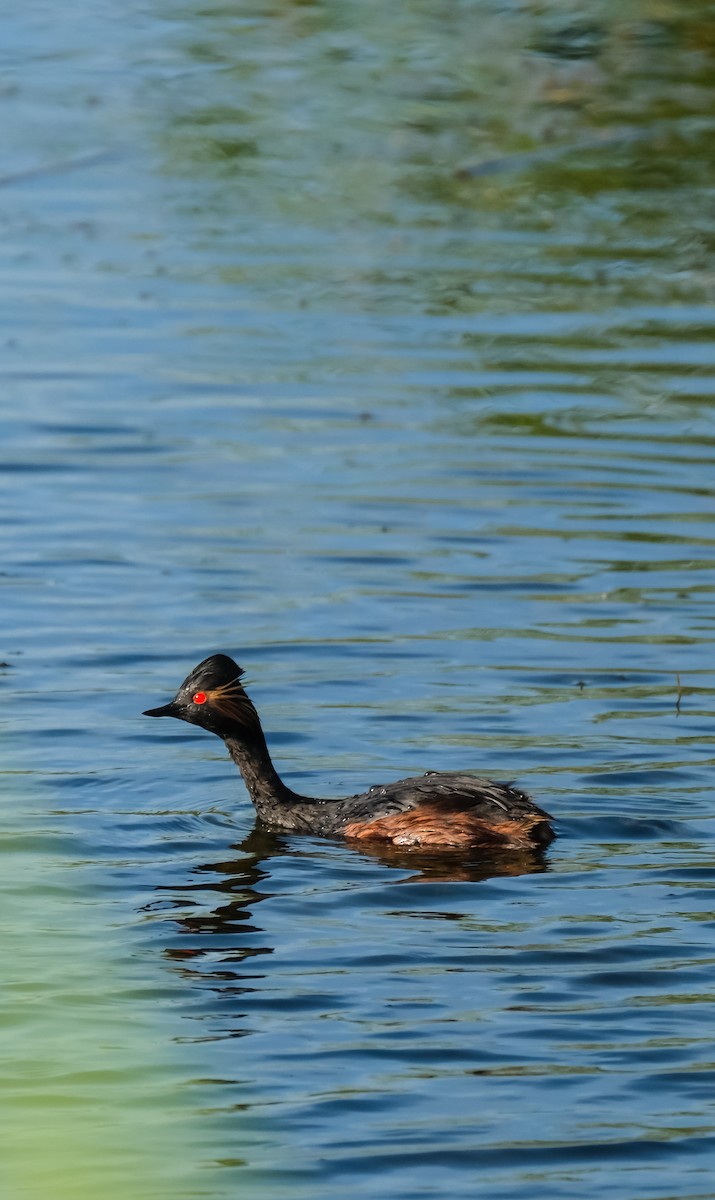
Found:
[2,3,715,1198]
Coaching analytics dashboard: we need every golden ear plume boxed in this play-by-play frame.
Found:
[205,676,259,729]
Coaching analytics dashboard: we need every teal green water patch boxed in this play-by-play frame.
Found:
[0,782,225,1200]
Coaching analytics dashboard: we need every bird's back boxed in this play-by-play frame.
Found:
[282,771,554,850]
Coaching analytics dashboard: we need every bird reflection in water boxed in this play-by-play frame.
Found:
[158,825,551,976]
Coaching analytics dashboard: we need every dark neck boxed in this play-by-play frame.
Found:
[224,726,304,817]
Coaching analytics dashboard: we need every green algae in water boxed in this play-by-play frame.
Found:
[0,785,215,1200]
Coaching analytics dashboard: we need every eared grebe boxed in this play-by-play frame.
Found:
[144,654,554,851]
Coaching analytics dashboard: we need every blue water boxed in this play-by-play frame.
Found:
[2,3,715,1198]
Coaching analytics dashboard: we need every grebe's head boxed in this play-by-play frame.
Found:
[144,653,257,739]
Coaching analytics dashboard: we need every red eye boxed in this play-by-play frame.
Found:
[193,691,207,705]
